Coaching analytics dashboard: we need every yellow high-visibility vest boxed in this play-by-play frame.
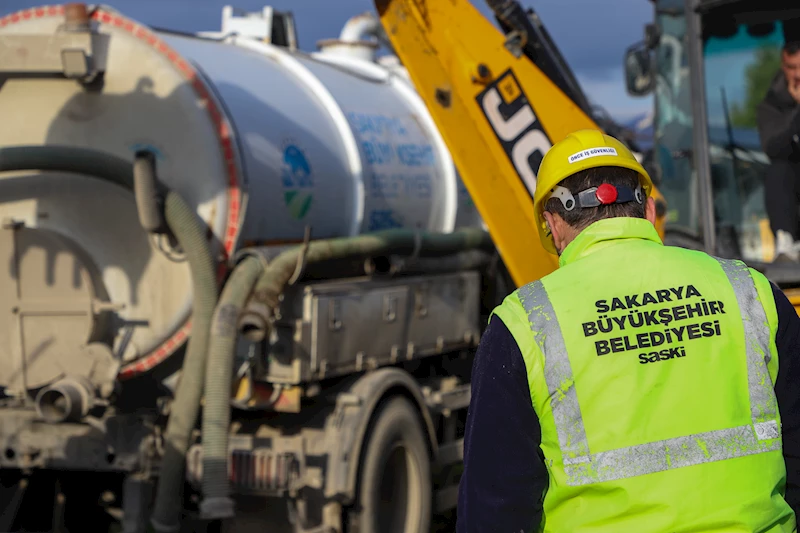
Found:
[493,217,796,532]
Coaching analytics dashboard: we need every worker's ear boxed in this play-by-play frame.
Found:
[543,211,565,253]
[644,197,657,225]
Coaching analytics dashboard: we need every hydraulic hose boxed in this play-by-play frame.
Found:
[199,256,264,520]
[485,0,530,50]
[0,146,219,533]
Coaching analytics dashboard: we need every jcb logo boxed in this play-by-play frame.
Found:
[476,69,552,198]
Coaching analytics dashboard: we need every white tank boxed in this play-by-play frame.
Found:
[0,5,482,382]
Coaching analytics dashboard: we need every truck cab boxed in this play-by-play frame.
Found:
[625,0,800,305]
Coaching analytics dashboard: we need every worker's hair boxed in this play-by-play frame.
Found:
[543,166,646,231]
[783,41,800,55]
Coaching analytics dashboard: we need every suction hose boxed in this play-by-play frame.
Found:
[200,256,264,519]
[0,146,219,533]
[253,227,492,309]
[150,191,219,533]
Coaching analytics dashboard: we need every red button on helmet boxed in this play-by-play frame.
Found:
[596,183,618,205]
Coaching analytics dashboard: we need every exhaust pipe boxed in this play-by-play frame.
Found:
[35,377,95,423]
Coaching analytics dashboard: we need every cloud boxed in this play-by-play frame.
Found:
[1,0,649,120]
[576,67,653,121]
[470,0,653,79]
[0,0,377,49]
[466,0,653,118]
[2,0,651,76]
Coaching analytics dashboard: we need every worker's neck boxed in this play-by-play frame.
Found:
[555,227,581,255]
[546,215,581,255]
[555,218,663,268]
[550,198,659,256]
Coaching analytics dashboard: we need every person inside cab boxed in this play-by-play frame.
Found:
[757,20,800,262]
[457,129,800,532]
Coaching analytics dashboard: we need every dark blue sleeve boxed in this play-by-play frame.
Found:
[456,315,548,533]
[771,282,800,514]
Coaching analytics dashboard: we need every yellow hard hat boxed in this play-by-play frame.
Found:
[533,129,653,254]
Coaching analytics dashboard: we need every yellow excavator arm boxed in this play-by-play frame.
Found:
[374,0,666,287]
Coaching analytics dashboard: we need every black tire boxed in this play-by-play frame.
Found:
[347,396,432,533]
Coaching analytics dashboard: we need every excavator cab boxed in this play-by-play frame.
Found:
[625,0,800,307]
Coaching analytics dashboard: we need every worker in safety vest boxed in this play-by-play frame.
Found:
[456,129,800,532]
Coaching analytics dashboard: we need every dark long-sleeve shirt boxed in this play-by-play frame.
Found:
[757,71,800,161]
[456,282,800,532]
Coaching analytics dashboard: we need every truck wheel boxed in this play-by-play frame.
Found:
[348,396,432,533]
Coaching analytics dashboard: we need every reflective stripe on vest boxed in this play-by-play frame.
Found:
[518,257,781,486]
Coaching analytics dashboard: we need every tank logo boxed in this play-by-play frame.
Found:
[281,143,314,220]
[475,69,552,199]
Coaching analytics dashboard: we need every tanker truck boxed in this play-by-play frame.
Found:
[0,3,499,532]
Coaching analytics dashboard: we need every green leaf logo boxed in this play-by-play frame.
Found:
[284,191,313,220]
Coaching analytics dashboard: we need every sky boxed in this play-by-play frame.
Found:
[0,0,655,122]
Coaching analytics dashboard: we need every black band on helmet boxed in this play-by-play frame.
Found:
[549,184,644,212]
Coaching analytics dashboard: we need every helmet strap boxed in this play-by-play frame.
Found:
[547,184,644,212]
